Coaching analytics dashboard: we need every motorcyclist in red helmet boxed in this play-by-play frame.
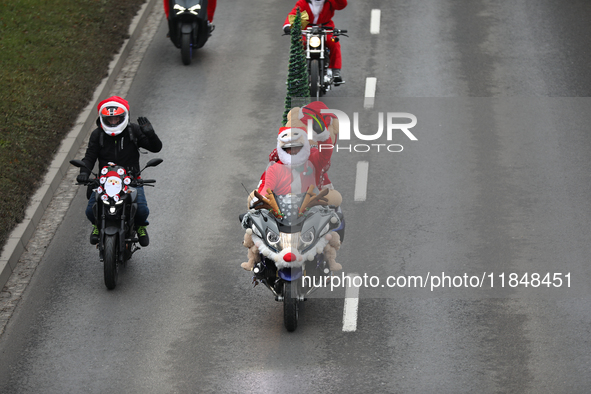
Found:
[76,96,162,247]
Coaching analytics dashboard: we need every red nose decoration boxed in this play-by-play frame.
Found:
[283,253,297,262]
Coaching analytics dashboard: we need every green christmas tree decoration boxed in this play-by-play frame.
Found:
[282,7,310,126]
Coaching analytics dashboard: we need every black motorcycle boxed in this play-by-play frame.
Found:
[167,0,210,65]
[303,24,348,99]
[70,158,162,289]
[241,189,344,332]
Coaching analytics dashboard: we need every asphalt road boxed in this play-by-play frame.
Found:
[2,1,591,393]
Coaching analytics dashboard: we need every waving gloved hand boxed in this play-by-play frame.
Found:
[137,116,155,136]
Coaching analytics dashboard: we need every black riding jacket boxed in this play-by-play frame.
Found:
[80,120,162,178]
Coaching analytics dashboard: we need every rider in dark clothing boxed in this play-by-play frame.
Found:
[76,96,162,246]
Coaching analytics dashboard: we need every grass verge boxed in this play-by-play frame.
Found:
[0,0,147,253]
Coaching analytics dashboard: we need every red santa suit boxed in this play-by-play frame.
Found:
[258,127,333,195]
[269,101,337,189]
[283,0,348,69]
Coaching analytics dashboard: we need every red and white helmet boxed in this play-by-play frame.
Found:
[98,96,130,136]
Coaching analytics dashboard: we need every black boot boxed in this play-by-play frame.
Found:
[90,225,99,245]
[137,226,149,247]
[333,69,344,85]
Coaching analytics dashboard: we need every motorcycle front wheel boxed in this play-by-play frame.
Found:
[309,59,320,99]
[283,281,299,332]
[103,234,119,290]
[181,33,192,65]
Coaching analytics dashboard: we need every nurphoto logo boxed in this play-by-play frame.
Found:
[308,110,418,153]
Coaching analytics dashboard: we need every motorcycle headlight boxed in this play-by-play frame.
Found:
[319,223,330,237]
[300,228,315,248]
[266,230,280,248]
[309,36,321,48]
[173,4,186,11]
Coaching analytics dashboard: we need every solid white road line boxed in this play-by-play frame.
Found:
[364,77,377,108]
[354,161,369,201]
[343,273,360,332]
[370,9,381,34]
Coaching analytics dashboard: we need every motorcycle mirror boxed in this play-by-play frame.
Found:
[137,158,163,177]
[69,159,92,171]
[145,158,163,168]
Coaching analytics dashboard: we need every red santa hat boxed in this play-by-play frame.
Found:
[97,96,130,113]
[299,101,334,142]
[105,170,120,179]
[278,126,305,135]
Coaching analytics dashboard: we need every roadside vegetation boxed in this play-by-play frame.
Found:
[0,0,146,253]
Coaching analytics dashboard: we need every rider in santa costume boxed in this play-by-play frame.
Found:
[242,125,343,271]
[283,0,348,83]
[269,101,338,191]
[257,126,333,197]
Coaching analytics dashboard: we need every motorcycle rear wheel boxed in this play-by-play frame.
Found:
[181,33,192,65]
[283,281,299,332]
[103,234,119,290]
[309,59,320,99]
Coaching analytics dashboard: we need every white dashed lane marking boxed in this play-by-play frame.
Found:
[370,9,381,34]
[342,273,361,332]
[354,161,369,201]
[364,77,377,108]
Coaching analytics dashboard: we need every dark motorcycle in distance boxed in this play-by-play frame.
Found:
[167,0,210,65]
[240,189,344,332]
[70,158,163,289]
[303,24,348,99]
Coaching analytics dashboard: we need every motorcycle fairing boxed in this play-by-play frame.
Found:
[298,205,339,254]
[127,187,138,202]
[242,200,341,270]
[170,0,208,17]
[168,0,209,49]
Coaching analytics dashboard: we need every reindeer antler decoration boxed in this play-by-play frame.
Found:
[298,185,329,216]
[251,189,283,218]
